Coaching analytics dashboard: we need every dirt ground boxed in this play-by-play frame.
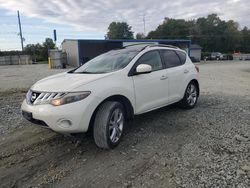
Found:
[0,61,250,188]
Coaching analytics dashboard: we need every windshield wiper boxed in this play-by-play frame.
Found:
[72,71,108,74]
[78,71,95,74]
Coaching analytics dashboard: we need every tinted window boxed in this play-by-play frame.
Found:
[137,51,163,71]
[161,50,182,68]
[176,51,186,64]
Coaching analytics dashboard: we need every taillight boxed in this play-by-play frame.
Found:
[195,65,199,73]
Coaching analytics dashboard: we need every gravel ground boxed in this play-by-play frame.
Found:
[0,64,71,92]
[0,61,250,188]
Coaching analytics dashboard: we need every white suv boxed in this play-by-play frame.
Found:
[21,44,199,149]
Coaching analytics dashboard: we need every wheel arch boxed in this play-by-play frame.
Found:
[87,95,134,132]
[190,79,200,96]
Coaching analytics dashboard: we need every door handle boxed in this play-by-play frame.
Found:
[160,75,168,80]
[184,69,189,74]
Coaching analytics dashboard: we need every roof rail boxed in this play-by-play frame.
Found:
[148,44,179,49]
[123,43,180,52]
[123,43,158,48]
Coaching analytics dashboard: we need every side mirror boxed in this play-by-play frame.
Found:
[136,64,152,74]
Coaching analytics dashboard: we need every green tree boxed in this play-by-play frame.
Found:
[42,38,55,59]
[43,38,55,50]
[136,33,145,39]
[24,43,44,61]
[23,38,55,61]
[147,14,244,53]
[241,27,250,53]
[107,22,134,39]
[195,15,241,52]
[147,18,195,39]
[223,20,241,52]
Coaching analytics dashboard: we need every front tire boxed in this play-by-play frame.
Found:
[180,82,199,109]
[93,101,125,149]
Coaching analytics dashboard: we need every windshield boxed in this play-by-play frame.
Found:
[73,49,139,74]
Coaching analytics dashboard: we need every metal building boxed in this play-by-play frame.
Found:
[190,44,202,62]
[62,39,191,67]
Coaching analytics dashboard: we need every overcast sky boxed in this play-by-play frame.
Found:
[0,0,249,50]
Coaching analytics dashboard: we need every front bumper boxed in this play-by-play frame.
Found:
[22,110,49,127]
[21,96,97,133]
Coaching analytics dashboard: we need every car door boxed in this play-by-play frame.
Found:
[160,49,186,103]
[131,50,168,114]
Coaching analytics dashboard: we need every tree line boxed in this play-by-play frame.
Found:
[0,38,55,61]
[23,38,55,61]
[106,14,250,53]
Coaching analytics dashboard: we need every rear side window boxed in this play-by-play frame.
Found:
[161,50,182,68]
[176,51,186,64]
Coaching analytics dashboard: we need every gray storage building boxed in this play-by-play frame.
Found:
[190,44,202,62]
[62,39,192,67]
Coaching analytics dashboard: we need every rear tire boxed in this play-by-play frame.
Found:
[93,101,125,149]
[179,82,198,109]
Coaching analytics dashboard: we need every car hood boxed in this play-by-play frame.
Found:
[31,72,113,92]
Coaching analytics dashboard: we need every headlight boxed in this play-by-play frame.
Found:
[50,91,91,106]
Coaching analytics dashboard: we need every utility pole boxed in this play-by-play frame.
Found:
[53,29,57,48]
[17,10,24,51]
[143,14,146,36]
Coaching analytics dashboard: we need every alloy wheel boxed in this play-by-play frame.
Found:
[187,84,197,106]
[109,108,124,143]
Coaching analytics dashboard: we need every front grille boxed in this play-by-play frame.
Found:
[26,90,65,105]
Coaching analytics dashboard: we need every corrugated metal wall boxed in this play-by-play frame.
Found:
[61,40,79,67]
[78,41,122,65]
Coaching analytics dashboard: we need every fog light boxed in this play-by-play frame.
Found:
[58,119,72,128]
